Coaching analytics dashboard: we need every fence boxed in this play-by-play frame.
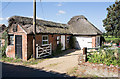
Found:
[36,43,52,58]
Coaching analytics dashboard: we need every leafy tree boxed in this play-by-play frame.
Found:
[103,0,120,37]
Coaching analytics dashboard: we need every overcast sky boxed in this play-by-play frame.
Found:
[0,1,114,32]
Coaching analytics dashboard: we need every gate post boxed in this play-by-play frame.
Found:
[83,47,87,62]
[36,44,38,58]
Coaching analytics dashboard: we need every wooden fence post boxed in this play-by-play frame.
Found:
[36,44,38,58]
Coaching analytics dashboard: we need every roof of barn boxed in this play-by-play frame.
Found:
[8,15,102,35]
[8,16,72,34]
[68,15,102,35]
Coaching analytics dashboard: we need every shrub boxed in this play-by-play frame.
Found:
[69,36,75,49]
[1,31,8,57]
[52,42,63,56]
[87,48,120,66]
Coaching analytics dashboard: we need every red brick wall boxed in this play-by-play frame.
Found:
[27,35,33,59]
[65,35,71,49]
[7,24,71,60]
[27,34,71,59]
[92,36,96,48]
[35,34,61,51]
[6,25,28,61]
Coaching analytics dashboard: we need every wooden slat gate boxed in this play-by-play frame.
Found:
[36,43,52,58]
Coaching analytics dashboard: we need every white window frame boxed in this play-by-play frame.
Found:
[42,35,49,45]
[57,36,60,45]
[8,34,14,45]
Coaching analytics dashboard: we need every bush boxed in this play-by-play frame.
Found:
[52,42,63,56]
[1,31,8,57]
[87,48,120,66]
[69,36,75,49]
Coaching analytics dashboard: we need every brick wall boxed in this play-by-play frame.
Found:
[65,35,71,49]
[92,36,96,48]
[78,50,120,77]
[27,34,71,59]
[6,25,28,61]
[7,24,71,60]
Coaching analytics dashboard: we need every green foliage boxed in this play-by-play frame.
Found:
[69,36,75,49]
[1,57,22,63]
[104,36,120,44]
[103,1,120,37]
[1,57,45,65]
[1,31,8,57]
[52,42,63,56]
[87,48,120,66]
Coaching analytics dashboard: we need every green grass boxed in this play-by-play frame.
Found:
[1,57,45,65]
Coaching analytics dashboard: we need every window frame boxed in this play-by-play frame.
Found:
[67,36,70,43]
[8,34,14,45]
[57,36,60,45]
[42,35,49,45]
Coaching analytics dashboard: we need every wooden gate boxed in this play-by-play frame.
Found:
[36,43,52,58]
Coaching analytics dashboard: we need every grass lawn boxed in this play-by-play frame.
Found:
[0,57,47,66]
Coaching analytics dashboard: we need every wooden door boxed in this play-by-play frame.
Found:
[15,35,22,59]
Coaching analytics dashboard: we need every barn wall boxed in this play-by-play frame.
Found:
[6,25,28,61]
[65,35,71,49]
[27,34,71,59]
[27,35,33,59]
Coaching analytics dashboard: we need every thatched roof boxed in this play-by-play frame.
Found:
[68,15,102,35]
[8,16,72,34]
[0,24,6,33]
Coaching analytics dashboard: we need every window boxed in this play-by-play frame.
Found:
[96,36,100,47]
[57,36,60,45]
[42,35,49,45]
[8,35,14,45]
[67,36,70,43]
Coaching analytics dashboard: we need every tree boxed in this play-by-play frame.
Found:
[103,0,120,37]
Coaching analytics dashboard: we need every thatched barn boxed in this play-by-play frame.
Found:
[6,15,102,60]
[68,15,102,49]
[6,16,72,60]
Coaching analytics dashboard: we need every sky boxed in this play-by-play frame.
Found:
[0,1,115,32]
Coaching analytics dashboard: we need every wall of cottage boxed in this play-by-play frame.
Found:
[6,25,28,61]
[27,34,71,59]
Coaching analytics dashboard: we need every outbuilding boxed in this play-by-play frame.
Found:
[68,15,102,49]
[6,16,72,60]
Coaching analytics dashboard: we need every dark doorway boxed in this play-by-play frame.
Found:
[15,35,22,59]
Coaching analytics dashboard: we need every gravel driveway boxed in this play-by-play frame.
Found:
[30,49,81,74]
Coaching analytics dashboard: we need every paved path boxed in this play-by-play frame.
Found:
[31,49,81,74]
[2,49,82,78]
